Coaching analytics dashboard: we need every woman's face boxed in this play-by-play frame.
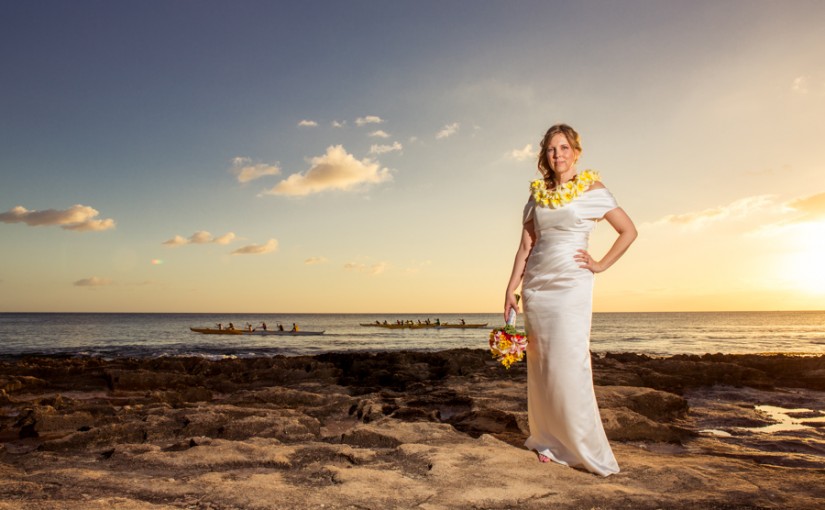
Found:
[545,133,580,176]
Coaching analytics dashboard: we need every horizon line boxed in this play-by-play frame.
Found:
[1,309,824,315]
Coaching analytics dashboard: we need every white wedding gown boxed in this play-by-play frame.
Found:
[521,187,620,477]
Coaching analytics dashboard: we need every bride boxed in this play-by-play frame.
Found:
[503,124,637,476]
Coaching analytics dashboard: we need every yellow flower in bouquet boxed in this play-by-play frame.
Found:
[489,299,527,369]
[489,325,527,368]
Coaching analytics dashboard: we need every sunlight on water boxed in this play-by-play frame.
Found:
[0,311,823,358]
[739,405,825,433]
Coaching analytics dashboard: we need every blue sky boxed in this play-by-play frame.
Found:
[2,1,825,312]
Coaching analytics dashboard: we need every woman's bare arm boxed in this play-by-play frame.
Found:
[575,207,637,273]
[504,220,536,320]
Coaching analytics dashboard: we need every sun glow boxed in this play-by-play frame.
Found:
[778,222,825,295]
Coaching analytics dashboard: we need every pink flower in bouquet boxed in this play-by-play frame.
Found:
[489,323,527,369]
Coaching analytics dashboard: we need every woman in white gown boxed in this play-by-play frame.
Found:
[504,124,637,477]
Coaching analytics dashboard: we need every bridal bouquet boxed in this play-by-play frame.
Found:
[489,306,527,369]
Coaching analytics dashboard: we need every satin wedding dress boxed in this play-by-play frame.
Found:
[521,186,620,477]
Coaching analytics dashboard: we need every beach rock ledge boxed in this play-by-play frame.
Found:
[1,349,823,509]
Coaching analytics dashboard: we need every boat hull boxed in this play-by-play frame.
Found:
[190,327,324,336]
[359,323,488,329]
[190,327,243,335]
[243,330,325,336]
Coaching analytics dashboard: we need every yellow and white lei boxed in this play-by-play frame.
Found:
[530,169,601,209]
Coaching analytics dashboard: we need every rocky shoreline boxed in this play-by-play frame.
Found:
[1,349,824,509]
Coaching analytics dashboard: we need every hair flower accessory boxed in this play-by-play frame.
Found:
[530,169,600,209]
[489,297,527,369]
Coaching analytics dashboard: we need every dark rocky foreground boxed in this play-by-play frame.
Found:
[1,349,824,509]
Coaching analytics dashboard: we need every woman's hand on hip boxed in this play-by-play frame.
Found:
[575,249,604,273]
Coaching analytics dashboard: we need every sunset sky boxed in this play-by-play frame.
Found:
[2,1,824,313]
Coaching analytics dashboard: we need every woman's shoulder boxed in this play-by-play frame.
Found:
[587,180,606,191]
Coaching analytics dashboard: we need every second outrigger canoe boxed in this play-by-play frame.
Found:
[190,327,325,336]
[359,323,488,329]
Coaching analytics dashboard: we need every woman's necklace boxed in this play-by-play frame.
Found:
[530,169,600,209]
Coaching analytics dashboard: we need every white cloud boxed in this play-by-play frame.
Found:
[298,119,318,127]
[264,145,392,197]
[304,256,328,265]
[332,120,346,128]
[72,277,156,288]
[232,238,278,255]
[404,260,432,274]
[73,276,113,287]
[212,232,236,245]
[344,261,387,275]
[63,219,116,232]
[0,204,115,232]
[163,235,187,246]
[355,115,384,126]
[647,191,825,237]
[163,231,236,246]
[231,157,281,183]
[784,191,825,223]
[509,143,536,161]
[746,192,825,239]
[369,141,403,155]
[646,195,774,229]
[189,231,213,244]
[792,76,809,94]
[369,130,390,138]
[436,122,460,139]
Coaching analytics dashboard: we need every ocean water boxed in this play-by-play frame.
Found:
[0,311,823,359]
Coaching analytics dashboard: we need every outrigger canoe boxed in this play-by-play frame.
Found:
[359,323,488,329]
[245,329,325,336]
[190,327,325,336]
[190,327,243,335]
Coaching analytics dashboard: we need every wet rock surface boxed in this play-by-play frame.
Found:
[0,349,823,509]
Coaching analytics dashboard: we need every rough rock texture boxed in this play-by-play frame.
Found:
[1,349,823,509]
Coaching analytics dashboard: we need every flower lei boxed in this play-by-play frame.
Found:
[530,169,601,209]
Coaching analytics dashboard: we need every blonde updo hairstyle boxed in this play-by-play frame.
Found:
[537,123,582,188]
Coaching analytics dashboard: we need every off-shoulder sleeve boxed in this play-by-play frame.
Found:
[578,188,619,220]
[522,196,536,224]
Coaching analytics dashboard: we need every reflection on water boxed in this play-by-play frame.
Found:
[684,385,825,469]
[698,429,732,437]
[739,405,825,433]
[0,310,824,358]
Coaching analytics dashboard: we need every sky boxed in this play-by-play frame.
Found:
[1,0,824,313]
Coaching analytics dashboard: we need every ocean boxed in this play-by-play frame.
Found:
[1,311,824,359]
